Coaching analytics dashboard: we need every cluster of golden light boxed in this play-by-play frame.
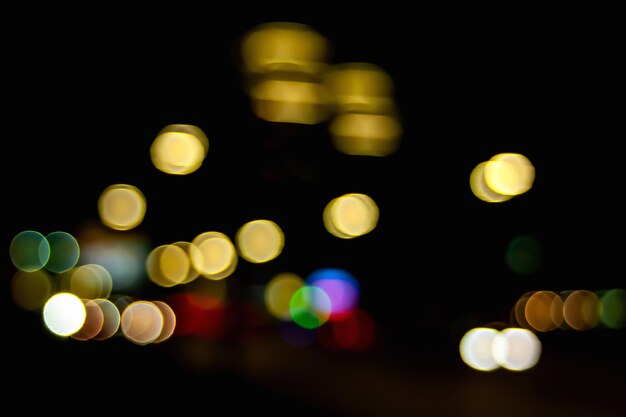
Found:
[512,289,625,332]
[470,153,535,203]
[326,63,402,157]
[98,184,146,230]
[147,242,199,287]
[147,231,239,286]
[240,22,331,125]
[235,219,284,263]
[59,264,114,300]
[190,231,238,280]
[460,326,541,372]
[150,124,209,175]
[239,22,402,156]
[13,250,179,343]
[324,193,379,239]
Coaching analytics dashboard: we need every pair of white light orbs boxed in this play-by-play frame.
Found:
[460,327,541,371]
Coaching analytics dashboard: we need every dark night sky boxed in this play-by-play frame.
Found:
[3,6,624,417]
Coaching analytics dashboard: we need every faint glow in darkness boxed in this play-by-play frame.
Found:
[319,309,376,351]
[324,63,395,114]
[10,230,50,272]
[306,268,360,319]
[93,299,121,340]
[562,290,599,330]
[492,328,541,371]
[187,278,228,305]
[189,231,238,280]
[152,301,176,343]
[250,78,330,125]
[167,293,226,340]
[236,219,285,263]
[121,301,164,345]
[72,299,105,341]
[79,225,149,292]
[150,124,209,175]
[112,294,136,315]
[241,22,328,75]
[599,289,626,329]
[68,264,113,300]
[524,290,563,332]
[484,153,535,196]
[11,270,54,311]
[459,327,500,371]
[44,231,80,273]
[289,285,332,329]
[469,162,512,203]
[324,193,379,239]
[279,321,317,347]
[43,292,87,337]
[98,184,147,231]
[329,113,401,157]
[264,272,305,320]
[505,235,543,275]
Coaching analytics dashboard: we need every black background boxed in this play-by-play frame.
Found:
[3,6,624,416]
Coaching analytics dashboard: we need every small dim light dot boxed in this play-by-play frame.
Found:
[599,289,626,329]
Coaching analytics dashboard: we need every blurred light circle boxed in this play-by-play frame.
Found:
[10,230,50,272]
[236,219,285,263]
[459,327,500,371]
[492,328,541,371]
[98,184,146,231]
[45,231,80,273]
[306,268,360,319]
[150,124,208,175]
[43,292,87,336]
[290,286,332,329]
